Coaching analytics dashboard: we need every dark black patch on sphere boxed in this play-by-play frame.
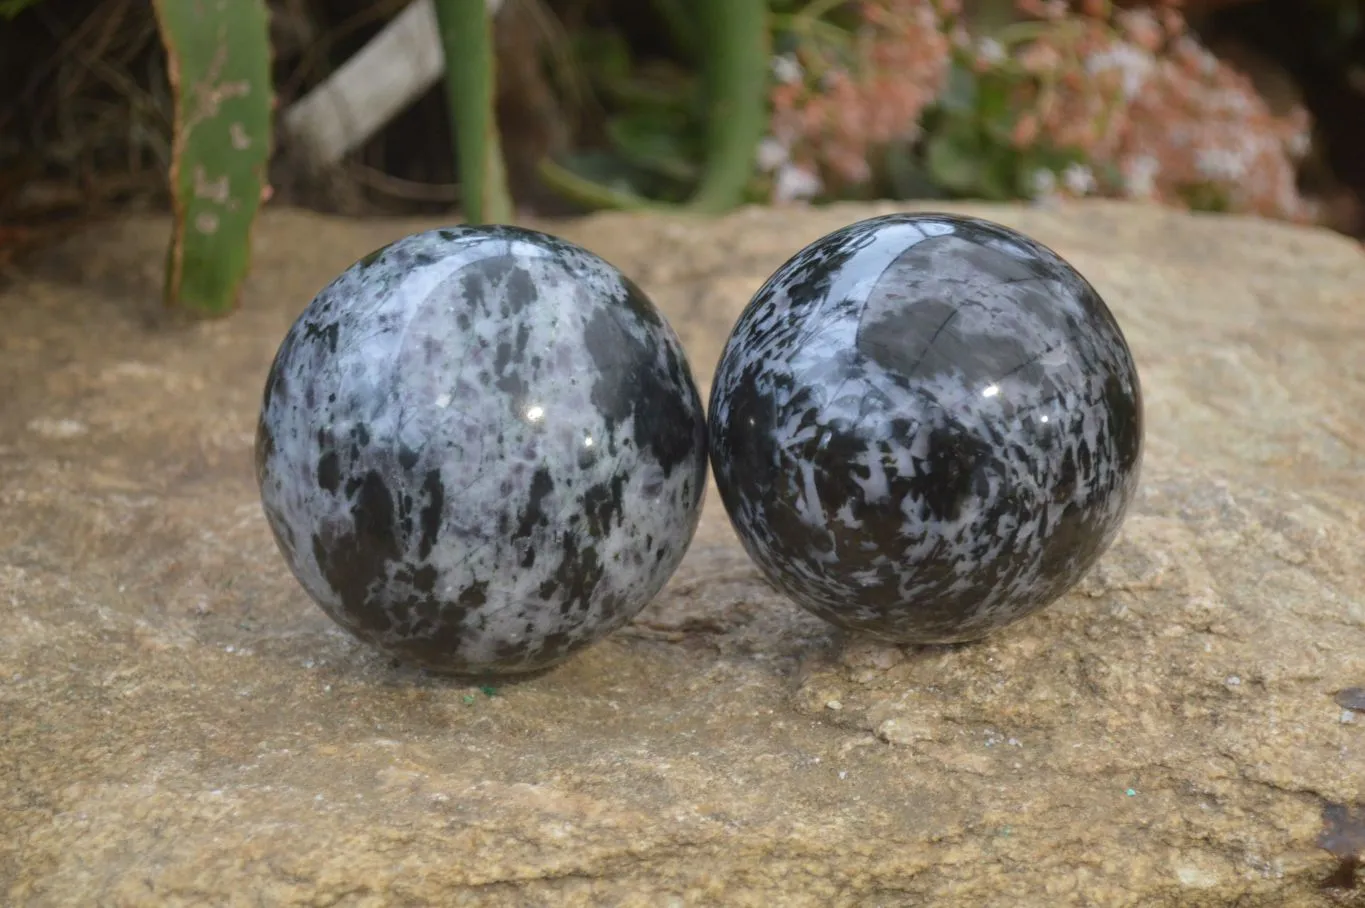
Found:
[582,303,705,484]
[513,468,555,542]
[1104,370,1144,474]
[417,470,445,559]
[906,420,995,524]
[316,450,341,493]
[311,469,402,636]
[254,416,275,485]
[302,319,339,354]
[857,237,1046,384]
[616,274,664,329]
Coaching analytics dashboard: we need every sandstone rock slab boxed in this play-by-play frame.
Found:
[2,201,1363,906]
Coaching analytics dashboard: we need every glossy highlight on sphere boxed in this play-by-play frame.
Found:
[256,225,707,675]
[708,213,1143,644]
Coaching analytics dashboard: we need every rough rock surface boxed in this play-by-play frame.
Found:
[2,201,1363,907]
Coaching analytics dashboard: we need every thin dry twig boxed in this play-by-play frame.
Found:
[342,160,463,201]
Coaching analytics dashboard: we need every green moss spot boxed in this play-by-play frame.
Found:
[358,243,392,268]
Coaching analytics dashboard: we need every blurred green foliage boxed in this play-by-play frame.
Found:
[7,0,1365,314]
[0,0,43,19]
[914,54,1121,204]
[539,0,770,213]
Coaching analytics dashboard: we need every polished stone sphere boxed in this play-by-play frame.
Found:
[256,225,707,675]
[708,213,1143,644]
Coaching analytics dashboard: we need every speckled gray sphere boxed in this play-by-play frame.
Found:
[708,213,1143,644]
[256,225,707,675]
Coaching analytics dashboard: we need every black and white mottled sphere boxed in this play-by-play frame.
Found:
[708,213,1143,644]
[256,226,707,675]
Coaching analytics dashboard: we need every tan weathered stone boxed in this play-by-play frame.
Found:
[2,200,1362,906]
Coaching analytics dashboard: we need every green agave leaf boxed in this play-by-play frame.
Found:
[152,0,273,316]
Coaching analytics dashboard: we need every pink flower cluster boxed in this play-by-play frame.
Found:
[762,0,1317,222]
[1111,18,1314,219]
[999,4,1314,220]
[762,0,960,199]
